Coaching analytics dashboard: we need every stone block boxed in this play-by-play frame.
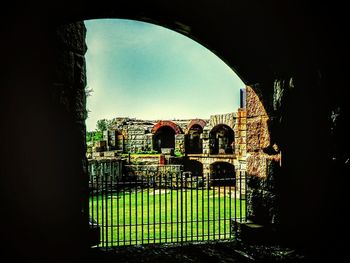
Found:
[104,151,117,157]
[92,152,104,158]
[94,140,106,147]
[161,148,174,155]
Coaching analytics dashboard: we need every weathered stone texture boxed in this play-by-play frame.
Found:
[209,113,236,130]
[175,134,185,154]
[246,158,280,225]
[55,22,87,55]
[247,117,270,152]
[246,86,267,118]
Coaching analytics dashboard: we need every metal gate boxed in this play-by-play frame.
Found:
[88,159,246,247]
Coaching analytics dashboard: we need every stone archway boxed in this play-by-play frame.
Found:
[185,124,203,154]
[152,125,176,153]
[3,2,346,260]
[151,121,183,153]
[184,159,203,177]
[209,124,235,154]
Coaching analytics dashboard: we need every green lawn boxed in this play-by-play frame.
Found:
[89,187,246,246]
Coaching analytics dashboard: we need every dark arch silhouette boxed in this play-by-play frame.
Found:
[184,160,203,177]
[152,125,176,153]
[209,124,235,154]
[2,2,346,261]
[210,162,236,186]
[185,124,203,154]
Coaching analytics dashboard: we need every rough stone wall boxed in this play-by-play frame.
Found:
[175,134,185,154]
[125,125,150,153]
[208,112,237,130]
[246,86,270,153]
[235,109,247,159]
[245,85,281,225]
[125,164,183,185]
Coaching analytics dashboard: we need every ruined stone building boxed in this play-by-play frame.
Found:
[87,86,275,198]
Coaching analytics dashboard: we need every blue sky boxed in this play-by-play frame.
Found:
[84,19,245,131]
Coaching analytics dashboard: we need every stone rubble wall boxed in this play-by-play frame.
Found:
[245,85,281,225]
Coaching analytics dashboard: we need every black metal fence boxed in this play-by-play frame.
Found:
[88,159,246,247]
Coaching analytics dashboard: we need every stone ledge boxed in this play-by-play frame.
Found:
[232,219,278,245]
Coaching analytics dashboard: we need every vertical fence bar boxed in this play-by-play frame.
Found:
[159,169,166,243]
[180,171,183,244]
[101,163,105,248]
[123,175,126,246]
[196,174,199,242]
[207,173,210,241]
[202,173,205,241]
[234,171,237,224]
[110,161,114,246]
[135,170,138,245]
[141,171,144,244]
[185,174,187,242]
[224,173,227,239]
[176,171,179,243]
[116,172,120,246]
[104,162,109,248]
[213,173,215,240]
[171,171,174,243]
[129,172,132,245]
[153,171,156,244]
[89,162,94,244]
[218,174,221,239]
[165,171,168,243]
[147,173,150,244]
[190,173,193,242]
[244,171,247,222]
[239,170,242,222]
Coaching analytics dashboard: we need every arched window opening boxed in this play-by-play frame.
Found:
[185,124,203,154]
[153,126,176,153]
[209,124,235,154]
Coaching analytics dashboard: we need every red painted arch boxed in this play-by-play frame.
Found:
[151,121,183,134]
[185,119,207,134]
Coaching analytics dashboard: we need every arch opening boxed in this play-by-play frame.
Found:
[209,124,235,154]
[184,160,203,177]
[152,125,176,153]
[185,124,203,154]
[210,162,236,186]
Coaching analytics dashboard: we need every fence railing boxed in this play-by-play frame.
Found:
[88,159,246,247]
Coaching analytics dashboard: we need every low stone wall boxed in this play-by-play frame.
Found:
[124,164,184,188]
[125,164,183,178]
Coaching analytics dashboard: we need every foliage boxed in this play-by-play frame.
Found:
[174,150,184,157]
[86,131,103,143]
[96,119,109,132]
[135,150,159,155]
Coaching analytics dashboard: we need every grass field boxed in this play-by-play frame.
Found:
[90,187,246,246]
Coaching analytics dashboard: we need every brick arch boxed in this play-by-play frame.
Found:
[185,119,207,134]
[151,121,183,134]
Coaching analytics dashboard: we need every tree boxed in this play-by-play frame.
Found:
[96,119,109,132]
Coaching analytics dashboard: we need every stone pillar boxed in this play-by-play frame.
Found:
[235,170,246,198]
[202,127,210,154]
[202,162,211,188]
[236,109,247,159]
[175,134,185,154]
